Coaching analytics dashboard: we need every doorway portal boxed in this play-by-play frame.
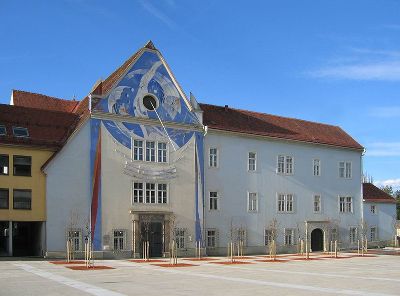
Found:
[141,222,163,258]
[311,228,324,252]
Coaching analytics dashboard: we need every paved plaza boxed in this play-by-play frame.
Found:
[1,252,400,296]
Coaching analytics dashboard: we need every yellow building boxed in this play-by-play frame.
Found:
[0,93,79,256]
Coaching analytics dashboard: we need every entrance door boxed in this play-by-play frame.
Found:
[311,228,324,252]
[141,222,163,258]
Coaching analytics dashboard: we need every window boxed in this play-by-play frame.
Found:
[207,229,217,248]
[264,229,273,246]
[248,152,256,171]
[133,140,143,161]
[12,126,29,138]
[0,189,9,209]
[13,189,31,209]
[0,125,6,136]
[339,196,353,213]
[313,195,321,213]
[370,227,377,241]
[284,228,295,246]
[349,227,357,244]
[157,184,168,204]
[158,142,167,163]
[277,155,293,174]
[248,192,258,212]
[13,155,31,176]
[133,182,144,203]
[145,183,156,203]
[175,228,185,249]
[370,205,377,214]
[313,159,320,176]
[277,193,294,213]
[145,141,155,162]
[142,95,158,110]
[209,192,218,210]
[209,148,218,167]
[133,182,167,204]
[339,161,352,178]
[67,230,81,251]
[235,228,246,244]
[0,155,9,175]
[113,230,125,250]
[331,228,338,242]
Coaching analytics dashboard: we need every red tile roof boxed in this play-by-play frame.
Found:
[363,183,397,203]
[12,90,79,113]
[200,103,364,150]
[0,104,79,149]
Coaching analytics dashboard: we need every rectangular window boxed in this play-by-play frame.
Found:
[133,140,143,161]
[339,196,353,213]
[0,154,9,175]
[339,161,351,178]
[235,228,246,244]
[12,126,29,138]
[67,229,81,251]
[209,148,218,167]
[248,192,258,212]
[207,229,217,248]
[313,195,321,213]
[370,227,377,241]
[175,228,185,249]
[13,155,31,176]
[209,192,218,210]
[0,125,6,136]
[157,142,167,163]
[277,155,293,174]
[133,182,143,203]
[349,227,357,244]
[13,189,31,209]
[313,159,320,176]
[145,183,156,203]
[277,193,294,213]
[370,205,377,214]
[145,141,156,162]
[113,230,125,250]
[0,189,9,209]
[284,228,295,246]
[264,229,273,246]
[248,152,256,171]
[157,184,167,204]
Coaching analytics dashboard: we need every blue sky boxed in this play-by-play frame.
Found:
[0,0,399,189]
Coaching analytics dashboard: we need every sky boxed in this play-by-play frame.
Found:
[0,0,399,190]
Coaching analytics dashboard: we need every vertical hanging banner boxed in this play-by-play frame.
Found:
[90,118,102,250]
[195,131,205,243]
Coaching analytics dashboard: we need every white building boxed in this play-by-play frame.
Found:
[8,41,397,258]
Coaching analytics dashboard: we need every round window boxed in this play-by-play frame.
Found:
[142,95,158,111]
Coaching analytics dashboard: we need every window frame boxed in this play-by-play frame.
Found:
[349,227,358,244]
[248,152,257,171]
[247,192,258,213]
[339,196,353,213]
[313,159,321,176]
[284,228,295,246]
[13,189,32,210]
[132,182,168,204]
[209,191,219,211]
[12,126,29,138]
[370,204,377,215]
[264,229,273,246]
[0,188,9,209]
[277,193,295,213]
[339,161,352,179]
[206,229,217,248]
[113,229,126,251]
[0,125,6,136]
[209,147,218,168]
[370,226,378,242]
[67,229,82,251]
[0,154,9,175]
[277,155,294,175]
[313,194,322,213]
[13,155,32,177]
[175,228,185,249]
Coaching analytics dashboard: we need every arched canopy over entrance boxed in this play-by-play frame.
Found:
[311,228,324,252]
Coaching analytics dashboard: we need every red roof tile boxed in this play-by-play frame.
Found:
[0,104,79,149]
[200,103,364,150]
[12,90,78,113]
[363,183,397,203]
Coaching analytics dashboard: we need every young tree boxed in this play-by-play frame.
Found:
[381,185,394,196]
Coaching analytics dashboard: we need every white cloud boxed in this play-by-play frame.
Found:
[366,142,400,157]
[369,106,400,118]
[374,178,400,190]
[308,47,400,81]
[139,0,176,29]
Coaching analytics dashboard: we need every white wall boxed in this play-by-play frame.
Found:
[45,121,91,252]
[205,130,363,253]
[363,202,396,243]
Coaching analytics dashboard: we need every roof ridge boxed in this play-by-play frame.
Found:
[0,103,79,116]
[13,89,77,104]
[199,103,341,129]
